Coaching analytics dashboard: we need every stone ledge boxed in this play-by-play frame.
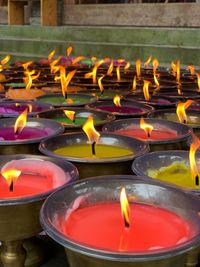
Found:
[63,3,200,27]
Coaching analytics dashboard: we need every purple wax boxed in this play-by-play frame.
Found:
[0,127,54,141]
[97,105,143,114]
[0,104,43,115]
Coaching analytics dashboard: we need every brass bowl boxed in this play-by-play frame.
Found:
[39,132,149,179]
[0,154,78,267]
[41,176,200,267]
[0,118,64,155]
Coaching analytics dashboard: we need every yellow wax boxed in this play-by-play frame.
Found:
[54,144,132,158]
[147,161,196,189]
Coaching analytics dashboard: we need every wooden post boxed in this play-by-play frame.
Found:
[41,0,58,26]
[0,0,7,6]
[8,0,27,25]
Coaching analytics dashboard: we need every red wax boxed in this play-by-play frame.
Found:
[0,159,69,198]
[0,173,53,198]
[0,127,54,141]
[115,128,177,141]
[63,203,192,252]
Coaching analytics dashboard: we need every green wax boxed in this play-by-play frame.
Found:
[91,91,119,100]
[54,117,103,127]
[5,82,25,88]
[147,161,196,189]
[38,96,89,105]
[54,144,132,158]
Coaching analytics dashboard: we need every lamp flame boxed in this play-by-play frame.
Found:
[189,134,200,186]
[48,50,56,62]
[82,116,100,155]
[188,65,196,75]
[143,80,151,101]
[1,169,21,191]
[132,75,137,92]
[91,56,97,62]
[85,59,104,84]
[116,66,121,82]
[63,110,76,122]
[50,58,60,74]
[67,46,73,57]
[120,187,130,228]
[72,56,85,65]
[154,73,160,88]
[140,117,154,138]
[176,60,181,84]
[14,108,28,135]
[117,59,125,64]
[196,73,200,92]
[124,62,130,73]
[1,55,10,66]
[56,67,76,99]
[176,100,193,124]
[153,59,159,75]
[22,61,32,71]
[144,55,152,68]
[135,59,141,80]
[23,69,40,91]
[27,104,33,113]
[113,95,121,107]
[98,76,104,94]
[171,61,177,77]
[107,61,114,76]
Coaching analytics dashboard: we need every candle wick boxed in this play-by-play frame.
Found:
[73,114,76,123]
[195,175,199,186]
[9,181,14,192]
[147,131,151,138]
[101,89,104,95]
[183,119,186,124]
[124,219,130,229]
[92,141,96,156]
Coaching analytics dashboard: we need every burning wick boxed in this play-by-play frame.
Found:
[195,175,199,186]
[91,141,96,156]
[189,134,200,187]
[14,108,28,137]
[140,117,154,138]
[120,187,130,228]
[113,95,121,111]
[63,110,76,123]
[82,116,100,157]
[1,169,21,192]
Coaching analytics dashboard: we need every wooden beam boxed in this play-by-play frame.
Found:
[8,0,27,25]
[41,0,57,26]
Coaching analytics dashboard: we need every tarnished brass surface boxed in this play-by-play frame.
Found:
[23,237,46,267]
[149,140,188,152]
[65,249,188,267]
[0,200,43,241]
[0,144,41,155]
[76,161,133,179]
[1,240,26,267]
[185,248,200,267]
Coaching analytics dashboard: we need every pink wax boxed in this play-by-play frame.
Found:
[63,203,192,252]
[97,105,144,114]
[0,159,69,198]
[0,127,53,140]
[115,128,177,141]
